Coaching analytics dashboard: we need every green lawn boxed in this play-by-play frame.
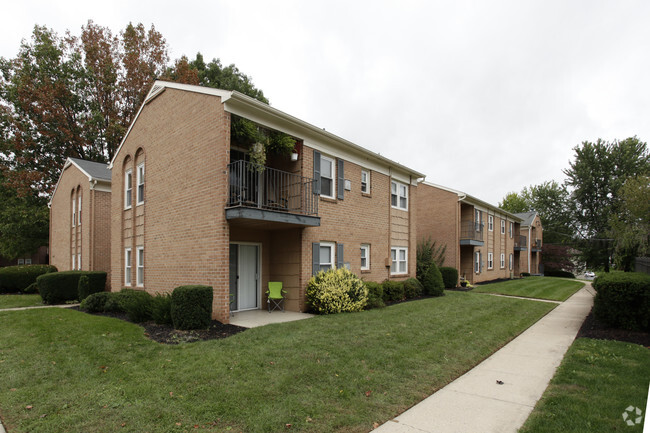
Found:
[0,294,43,309]
[472,277,585,301]
[519,338,650,433]
[0,292,555,433]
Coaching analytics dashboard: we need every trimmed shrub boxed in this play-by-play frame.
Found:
[439,267,459,289]
[422,262,444,296]
[0,265,57,293]
[80,291,112,313]
[37,271,106,305]
[364,281,385,309]
[544,269,575,278]
[77,275,91,301]
[23,282,39,294]
[104,293,125,313]
[171,285,213,330]
[382,280,405,303]
[593,272,650,331]
[403,278,423,299]
[151,293,173,325]
[521,272,531,277]
[120,289,154,323]
[306,268,368,314]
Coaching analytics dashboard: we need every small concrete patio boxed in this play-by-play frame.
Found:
[229,309,315,328]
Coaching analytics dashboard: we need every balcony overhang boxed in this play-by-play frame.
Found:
[514,246,527,251]
[460,239,484,246]
[226,207,321,228]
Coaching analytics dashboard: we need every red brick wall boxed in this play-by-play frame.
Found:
[110,89,231,322]
[415,183,459,271]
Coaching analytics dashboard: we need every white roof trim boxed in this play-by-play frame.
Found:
[109,81,426,180]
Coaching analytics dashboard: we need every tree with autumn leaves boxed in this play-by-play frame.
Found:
[0,21,267,258]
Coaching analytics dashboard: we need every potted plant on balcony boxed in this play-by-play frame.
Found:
[231,116,296,169]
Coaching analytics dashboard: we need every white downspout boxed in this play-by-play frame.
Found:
[527,226,532,274]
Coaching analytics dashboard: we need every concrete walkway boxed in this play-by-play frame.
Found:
[229,309,314,328]
[374,285,595,433]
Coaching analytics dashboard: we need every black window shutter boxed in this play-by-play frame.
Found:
[312,242,320,276]
[337,159,344,200]
[313,150,321,196]
[337,243,344,268]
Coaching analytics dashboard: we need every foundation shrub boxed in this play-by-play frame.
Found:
[80,291,112,313]
[521,272,531,277]
[440,267,459,288]
[120,289,154,323]
[422,262,444,297]
[382,280,405,303]
[23,282,39,294]
[593,272,650,331]
[364,281,385,309]
[544,269,575,278]
[403,278,423,299]
[151,293,173,325]
[36,271,106,305]
[0,265,57,293]
[306,268,368,314]
[171,285,213,330]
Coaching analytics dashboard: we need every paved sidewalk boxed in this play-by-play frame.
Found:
[374,285,594,433]
[0,304,79,312]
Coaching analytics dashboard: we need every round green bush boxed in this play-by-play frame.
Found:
[593,272,650,331]
[403,278,423,299]
[151,293,173,325]
[80,292,111,313]
[422,262,444,296]
[439,267,459,288]
[364,281,385,309]
[306,268,368,314]
[119,289,154,323]
[171,285,213,330]
[381,280,405,303]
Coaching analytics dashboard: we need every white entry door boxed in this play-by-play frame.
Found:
[238,244,259,310]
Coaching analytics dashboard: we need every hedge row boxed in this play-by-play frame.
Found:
[593,272,650,331]
[80,285,213,330]
[36,271,106,304]
[0,265,57,293]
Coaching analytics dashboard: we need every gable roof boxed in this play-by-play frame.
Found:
[514,211,537,226]
[109,81,425,182]
[68,158,111,182]
[49,158,111,205]
[421,181,523,222]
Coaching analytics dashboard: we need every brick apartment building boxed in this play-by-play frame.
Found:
[108,81,425,323]
[514,211,543,275]
[49,158,112,282]
[416,181,528,284]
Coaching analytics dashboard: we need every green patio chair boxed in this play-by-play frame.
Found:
[266,282,287,313]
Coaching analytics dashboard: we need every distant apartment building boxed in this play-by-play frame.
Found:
[514,212,543,274]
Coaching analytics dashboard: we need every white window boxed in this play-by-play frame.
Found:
[488,215,494,231]
[125,169,133,209]
[136,246,144,286]
[509,253,513,270]
[488,252,494,269]
[25,259,32,265]
[78,195,82,226]
[391,247,408,275]
[475,209,482,231]
[319,242,335,272]
[77,253,81,270]
[136,163,145,205]
[500,253,505,269]
[18,259,24,265]
[501,220,506,235]
[72,254,76,270]
[319,155,335,198]
[72,197,76,227]
[361,170,370,194]
[391,180,408,210]
[509,222,514,238]
[125,248,132,286]
[474,251,480,273]
[360,244,370,270]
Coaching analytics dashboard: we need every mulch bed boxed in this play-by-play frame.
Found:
[576,308,650,348]
[73,308,247,344]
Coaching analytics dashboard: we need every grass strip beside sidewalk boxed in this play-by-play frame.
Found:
[0,292,554,433]
[0,294,43,309]
[472,277,584,301]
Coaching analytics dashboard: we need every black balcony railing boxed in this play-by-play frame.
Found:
[532,239,542,251]
[514,235,527,250]
[227,160,318,216]
[460,220,484,243]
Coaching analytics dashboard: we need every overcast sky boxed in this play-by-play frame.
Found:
[3,0,649,205]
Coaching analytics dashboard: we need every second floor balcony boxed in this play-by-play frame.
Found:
[460,220,484,246]
[514,235,527,251]
[532,239,542,252]
[226,160,320,227]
